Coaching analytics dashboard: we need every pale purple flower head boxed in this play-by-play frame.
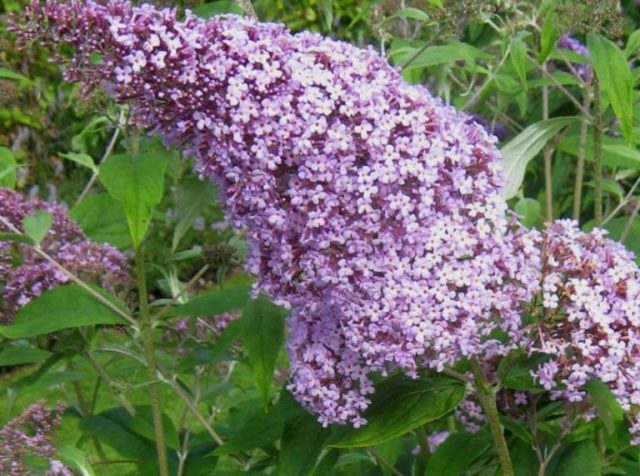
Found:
[0,188,130,322]
[529,220,640,441]
[11,0,544,425]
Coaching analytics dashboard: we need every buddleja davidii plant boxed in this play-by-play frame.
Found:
[8,1,640,476]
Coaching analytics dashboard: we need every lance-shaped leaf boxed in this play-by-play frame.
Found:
[587,32,634,143]
[0,146,17,189]
[501,117,577,199]
[241,294,287,408]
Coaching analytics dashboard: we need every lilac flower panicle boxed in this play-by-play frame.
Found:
[0,188,130,322]
[12,0,546,426]
[0,401,69,476]
[529,220,640,442]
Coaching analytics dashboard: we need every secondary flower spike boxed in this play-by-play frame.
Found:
[14,0,538,425]
[0,188,130,322]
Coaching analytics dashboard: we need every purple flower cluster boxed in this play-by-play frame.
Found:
[529,220,640,441]
[13,1,640,440]
[0,400,69,476]
[12,0,541,425]
[0,188,130,322]
[557,34,592,82]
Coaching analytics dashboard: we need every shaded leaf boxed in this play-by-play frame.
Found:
[584,379,624,435]
[166,278,252,318]
[426,430,491,476]
[329,375,464,448]
[278,392,331,475]
[0,345,52,366]
[549,440,601,476]
[172,178,217,251]
[242,295,287,408]
[214,405,283,454]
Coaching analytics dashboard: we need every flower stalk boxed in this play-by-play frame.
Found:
[135,245,169,476]
[471,359,514,476]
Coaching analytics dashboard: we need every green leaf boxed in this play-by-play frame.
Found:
[583,216,640,259]
[0,146,17,189]
[501,117,577,199]
[193,1,244,17]
[514,198,541,228]
[80,407,179,475]
[386,7,430,23]
[57,444,96,476]
[601,144,640,169]
[214,405,284,454]
[0,345,52,366]
[584,379,624,435]
[0,284,128,339]
[587,33,634,143]
[22,210,52,246]
[557,133,640,170]
[70,193,131,249]
[549,440,602,476]
[278,392,331,475]
[317,0,334,31]
[426,430,491,476]
[0,68,30,82]
[166,278,252,318]
[242,295,287,408]
[99,152,167,248]
[80,414,156,461]
[511,34,529,92]
[392,42,490,71]
[0,232,33,244]
[329,375,464,448]
[538,9,557,62]
[172,178,217,251]
[59,152,97,172]
[123,406,180,451]
[21,371,88,393]
[625,29,640,58]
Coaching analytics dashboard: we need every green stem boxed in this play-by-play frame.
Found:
[572,91,592,220]
[593,77,603,226]
[69,362,107,462]
[136,246,169,476]
[542,79,553,224]
[470,359,514,476]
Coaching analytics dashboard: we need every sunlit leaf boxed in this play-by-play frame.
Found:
[501,117,577,199]
[0,284,128,339]
[99,153,167,248]
[588,33,634,143]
